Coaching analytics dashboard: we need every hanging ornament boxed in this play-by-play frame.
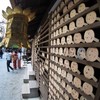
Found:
[0,6,35,48]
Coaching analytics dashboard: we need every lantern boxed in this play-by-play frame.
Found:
[0,6,35,48]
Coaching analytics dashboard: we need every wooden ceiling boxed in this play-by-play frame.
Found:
[10,0,56,39]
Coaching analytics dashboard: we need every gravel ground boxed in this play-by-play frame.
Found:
[0,54,26,100]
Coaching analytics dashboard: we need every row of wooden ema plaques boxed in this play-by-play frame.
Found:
[33,0,100,100]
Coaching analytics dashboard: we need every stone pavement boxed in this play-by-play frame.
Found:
[0,53,40,100]
[0,56,26,100]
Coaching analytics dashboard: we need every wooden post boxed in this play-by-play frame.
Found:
[94,79,100,100]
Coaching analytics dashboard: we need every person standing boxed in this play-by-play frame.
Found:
[0,48,3,59]
[6,49,13,72]
[18,50,21,69]
[12,51,18,70]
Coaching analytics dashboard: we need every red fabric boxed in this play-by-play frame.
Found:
[13,53,18,69]
[18,60,21,68]
[13,60,17,69]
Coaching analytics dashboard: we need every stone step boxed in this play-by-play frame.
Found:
[22,81,40,99]
[29,80,39,89]
[22,64,40,99]
[23,74,36,83]
[23,74,29,83]
[22,83,30,94]
[23,97,40,100]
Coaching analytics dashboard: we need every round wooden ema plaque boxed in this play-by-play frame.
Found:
[63,25,68,34]
[77,48,86,60]
[61,70,66,78]
[61,37,66,45]
[74,33,85,44]
[52,71,54,76]
[60,1,64,8]
[67,35,74,44]
[74,0,79,4]
[51,26,53,31]
[67,73,73,83]
[64,59,70,69]
[54,10,57,16]
[70,9,77,18]
[56,23,58,29]
[57,21,60,27]
[63,6,67,14]
[52,56,54,61]
[64,93,69,100]
[51,33,53,38]
[64,14,70,21]
[59,47,63,55]
[54,48,56,54]
[51,26,54,31]
[57,13,60,19]
[61,79,65,88]
[51,19,54,24]
[73,77,82,90]
[42,52,45,57]
[52,13,54,18]
[59,28,63,35]
[57,83,59,91]
[76,17,87,28]
[83,82,94,98]
[51,41,53,45]
[57,38,60,45]
[64,48,68,56]
[56,30,59,36]
[54,74,57,80]
[69,48,76,57]
[55,56,58,63]
[54,17,56,22]
[78,3,88,13]
[47,54,49,58]
[60,18,64,25]
[86,48,100,62]
[54,65,57,72]
[69,22,76,31]
[54,24,56,29]
[84,29,99,43]
[71,61,80,74]
[53,39,56,45]
[55,48,58,54]
[57,92,59,98]
[84,65,97,82]
[53,32,56,37]
[58,67,61,74]
[57,76,60,84]
[80,96,87,100]
[53,88,56,94]
[59,97,63,100]
[66,85,72,94]
[52,48,55,53]
[68,1,74,9]
[71,89,79,99]
[86,11,100,24]
[50,63,53,68]
[59,58,63,65]
[59,87,63,94]
[57,6,60,12]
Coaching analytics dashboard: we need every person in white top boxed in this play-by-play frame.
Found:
[18,50,21,68]
[6,49,13,72]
